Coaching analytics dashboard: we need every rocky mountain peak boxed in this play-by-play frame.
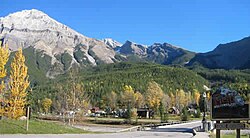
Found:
[0,9,117,78]
[103,38,122,49]
[0,9,83,38]
[120,40,147,56]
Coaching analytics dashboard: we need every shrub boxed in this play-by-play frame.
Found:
[181,107,190,121]
[193,108,201,118]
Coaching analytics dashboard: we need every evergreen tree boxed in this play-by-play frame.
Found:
[181,106,189,121]
[159,101,164,122]
[159,101,168,123]
[126,101,132,124]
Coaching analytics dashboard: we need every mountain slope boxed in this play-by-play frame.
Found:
[188,36,250,69]
[119,41,195,65]
[146,43,195,65]
[0,9,118,78]
[58,62,208,94]
[0,9,195,80]
[120,40,147,56]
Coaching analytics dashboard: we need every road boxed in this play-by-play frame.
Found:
[0,121,210,138]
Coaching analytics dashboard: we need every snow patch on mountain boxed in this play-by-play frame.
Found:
[103,38,122,49]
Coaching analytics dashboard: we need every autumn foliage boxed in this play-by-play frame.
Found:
[6,49,30,119]
[42,98,52,114]
[145,81,164,112]
[0,42,9,116]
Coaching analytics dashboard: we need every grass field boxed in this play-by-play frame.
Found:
[0,119,89,134]
[210,134,249,138]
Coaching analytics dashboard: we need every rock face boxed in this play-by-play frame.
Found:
[120,40,147,56]
[0,9,117,78]
[188,36,250,69]
[146,43,190,64]
[119,41,195,65]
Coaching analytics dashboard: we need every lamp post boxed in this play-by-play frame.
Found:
[202,92,207,131]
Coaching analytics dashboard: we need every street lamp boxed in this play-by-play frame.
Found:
[202,92,206,121]
[202,92,207,131]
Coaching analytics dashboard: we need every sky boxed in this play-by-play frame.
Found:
[1,0,250,53]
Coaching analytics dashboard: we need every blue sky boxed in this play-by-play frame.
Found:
[1,0,250,52]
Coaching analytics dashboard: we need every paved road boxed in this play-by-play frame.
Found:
[0,121,210,138]
[0,132,209,138]
[74,124,126,132]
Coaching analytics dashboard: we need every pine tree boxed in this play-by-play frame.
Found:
[181,106,190,121]
[159,101,164,122]
[0,42,9,116]
[7,49,30,119]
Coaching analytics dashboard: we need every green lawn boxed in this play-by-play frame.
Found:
[0,119,89,134]
[210,133,249,138]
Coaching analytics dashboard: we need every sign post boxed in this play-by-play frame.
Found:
[211,88,250,138]
[26,106,29,131]
[216,121,220,138]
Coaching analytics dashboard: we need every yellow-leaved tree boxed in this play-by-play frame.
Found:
[7,48,30,119]
[175,89,186,110]
[134,91,144,108]
[42,98,52,114]
[121,85,136,107]
[145,81,164,112]
[0,42,9,78]
[107,91,117,110]
[193,89,201,106]
[0,42,9,116]
[169,92,175,107]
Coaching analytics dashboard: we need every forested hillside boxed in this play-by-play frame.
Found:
[80,62,208,94]
[30,62,209,112]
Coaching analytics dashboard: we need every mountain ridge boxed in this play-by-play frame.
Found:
[0,9,118,78]
[188,36,250,69]
[0,9,250,80]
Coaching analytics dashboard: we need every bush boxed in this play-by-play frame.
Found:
[125,102,132,124]
[159,101,168,123]
[131,108,138,119]
[193,108,201,118]
[181,107,190,121]
[162,112,168,123]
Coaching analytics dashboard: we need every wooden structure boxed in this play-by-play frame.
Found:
[211,88,250,138]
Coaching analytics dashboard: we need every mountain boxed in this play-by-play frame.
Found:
[0,9,196,80]
[2,9,249,82]
[120,40,147,56]
[188,36,250,69]
[0,9,119,78]
[146,43,195,65]
[103,38,122,49]
[119,41,195,65]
